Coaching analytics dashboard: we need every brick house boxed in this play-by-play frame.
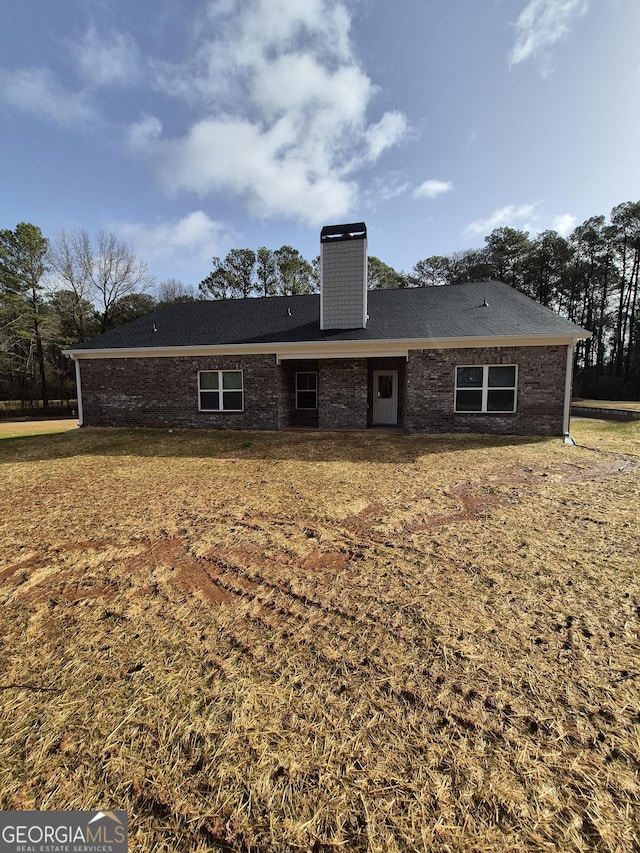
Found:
[64,223,589,436]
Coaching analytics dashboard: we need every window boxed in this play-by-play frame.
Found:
[377,374,393,399]
[198,370,243,411]
[455,365,517,413]
[296,371,318,409]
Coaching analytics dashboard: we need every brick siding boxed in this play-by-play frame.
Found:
[318,359,368,429]
[405,345,568,435]
[79,345,569,435]
[80,355,281,429]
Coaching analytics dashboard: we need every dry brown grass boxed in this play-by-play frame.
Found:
[0,420,639,852]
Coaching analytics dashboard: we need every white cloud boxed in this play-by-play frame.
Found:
[551,213,577,235]
[0,24,139,127]
[207,0,236,17]
[153,0,352,108]
[374,174,411,201]
[157,118,356,224]
[509,0,589,68]
[253,54,364,118]
[465,203,577,238]
[128,114,163,151]
[230,0,352,70]
[365,112,408,162]
[466,203,540,235]
[0,67,95,125]
[75,26,140,86]
[361,173,411,210]
[117,211,230,267]
[413,179,453,200]
[139,0,408,225]
[0,3,407,221]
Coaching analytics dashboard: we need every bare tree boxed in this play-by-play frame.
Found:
[157,278,196,304]
[47,229,93,341]
[49,228,155,333]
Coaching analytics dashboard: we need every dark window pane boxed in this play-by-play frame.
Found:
[297,390,317,409]
[200,390,220,410]
[222,390,243,410]
[457,367,483,388]
[487,389,515,411]
[488,366,516,388]
[378,375,393,398]
[296,372,317,392]
[200,371,219,390]
[222,371,242,390]
[456,389,482,411]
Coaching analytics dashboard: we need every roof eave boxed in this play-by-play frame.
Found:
[63,331,590,361]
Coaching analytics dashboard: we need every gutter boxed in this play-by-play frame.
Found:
[71,355,84,427]
[562,342,575,443]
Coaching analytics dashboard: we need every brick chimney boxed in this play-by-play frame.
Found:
[320,222,367,330]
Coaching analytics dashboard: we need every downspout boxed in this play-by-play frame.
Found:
[562,342,575,443]
[73,356,84,427]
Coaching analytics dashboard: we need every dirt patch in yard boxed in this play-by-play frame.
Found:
[6,448,632,609]
[126,537,241,605]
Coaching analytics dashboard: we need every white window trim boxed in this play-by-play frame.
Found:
[198,369,244,412]
[454,364,518,414]
[295,371,318,410]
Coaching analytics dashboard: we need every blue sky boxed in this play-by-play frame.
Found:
[1,0,639,288]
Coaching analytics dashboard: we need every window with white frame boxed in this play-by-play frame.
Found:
[198,370,244,411]
[296,371,318,409]
[455,365,517,413]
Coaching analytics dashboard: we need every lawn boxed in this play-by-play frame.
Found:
[0,417,78,439]
[0,421,638,852]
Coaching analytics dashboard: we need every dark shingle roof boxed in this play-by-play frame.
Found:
[69,281,587,351]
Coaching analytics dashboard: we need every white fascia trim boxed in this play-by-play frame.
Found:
[70,355,84,426]
[63,333,588,362]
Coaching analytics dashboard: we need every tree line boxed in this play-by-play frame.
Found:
[407,202,640,399]
[1,199,639,411]
[198,247,418,297]
[0,226,159,411]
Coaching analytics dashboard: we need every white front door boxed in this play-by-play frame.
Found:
[372,370,398,425]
